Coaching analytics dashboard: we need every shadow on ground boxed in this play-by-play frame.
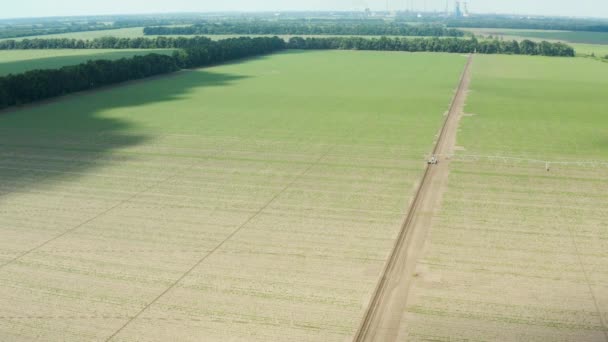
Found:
[0,68,251,199]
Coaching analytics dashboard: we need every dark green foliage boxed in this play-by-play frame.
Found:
[0,36,574,57]
[0,37,286,110]
[0,36,217,50]
[447,18,608,32]
[0,34,575,111]
[0,54,178,109]
[286,37,575,57]
[0,36,287,51]
[143,21,464,37]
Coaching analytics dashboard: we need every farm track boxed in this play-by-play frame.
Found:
[354,54,473,342]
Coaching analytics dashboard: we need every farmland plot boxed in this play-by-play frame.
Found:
[0,50,466,341]
[403,55,608,341]
[462,28,608,45]
[0,27,149,41]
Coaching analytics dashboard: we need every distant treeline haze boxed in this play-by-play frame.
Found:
[0,19,175,40]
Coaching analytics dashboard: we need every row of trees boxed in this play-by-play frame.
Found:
[143,22,465,37]
[0,36,220,50]
[286,37,575,57]
[0,35,576,110]
[0,37,286,110]
[447,18,608,32]
[0,36,575,57]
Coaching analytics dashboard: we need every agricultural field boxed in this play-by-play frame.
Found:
[402,54,608,341]
[463,27,608,45]
[0,49,175,75]
[569,43,608,58]
[0,27,148,41]
[0,27,463,42]
[511,30,608,45]
[0,50,467,341]
[0,27,213,41]
[463,28,608,57]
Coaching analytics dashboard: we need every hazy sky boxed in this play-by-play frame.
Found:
[2,0,608,19]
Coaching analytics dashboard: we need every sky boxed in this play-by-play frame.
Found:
[2,0,608,19]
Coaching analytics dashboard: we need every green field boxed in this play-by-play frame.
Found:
[569,43,608,57]
[0,50,466,341]
[461,54,608,159]
[0,27,148,41]
[403,54,608,341]
[0,49,175,76]
[507,30,608,45]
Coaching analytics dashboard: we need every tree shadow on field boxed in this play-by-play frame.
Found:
[0,68,251,201]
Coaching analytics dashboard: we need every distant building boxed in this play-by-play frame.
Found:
[463,2,470,17]
[454,1,470,17]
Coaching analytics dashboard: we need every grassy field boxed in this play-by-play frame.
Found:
[0,50,467,341]
[461,55,608,159]
[403,54,608,341]
[569,43,608,57]
[0,49,175,76]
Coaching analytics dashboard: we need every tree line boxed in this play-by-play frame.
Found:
[0,37,286,110]
[447,18,608,33]
[0,36,221,50]
[0,36,575,57]
[0,35,575,110]
[286,37,575,57]
[143,22,465,37]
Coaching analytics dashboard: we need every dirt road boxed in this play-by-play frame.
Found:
[354,54,474,342]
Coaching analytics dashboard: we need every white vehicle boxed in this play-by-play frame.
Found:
[428,156,438,165]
